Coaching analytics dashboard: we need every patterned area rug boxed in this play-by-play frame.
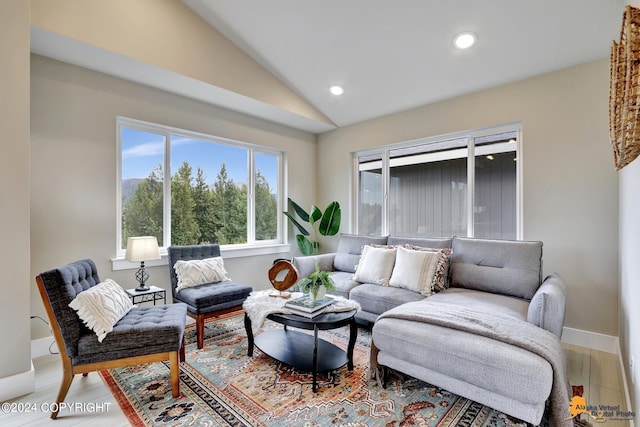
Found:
[100,311,543,426]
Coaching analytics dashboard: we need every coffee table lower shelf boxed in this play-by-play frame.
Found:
[244,309,357,392]
[254,329,348,373]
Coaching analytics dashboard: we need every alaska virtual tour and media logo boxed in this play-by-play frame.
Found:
[568,394,635,423]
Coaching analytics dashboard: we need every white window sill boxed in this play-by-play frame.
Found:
[111,243,291,271]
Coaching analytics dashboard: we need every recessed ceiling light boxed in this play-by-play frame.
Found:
[330,85,344,96]
[453,32,477,50]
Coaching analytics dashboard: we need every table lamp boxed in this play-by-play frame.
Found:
[125,236,161,292]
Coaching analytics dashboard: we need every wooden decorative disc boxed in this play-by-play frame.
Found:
[268,260,299,292]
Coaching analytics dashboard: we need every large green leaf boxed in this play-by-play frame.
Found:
[319,201,341,236]
[309,205,322,224]
[283,212,309,236]
[288,197,310,222]
[296,234,314,255]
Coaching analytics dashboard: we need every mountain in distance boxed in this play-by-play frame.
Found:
[122,178,143,203]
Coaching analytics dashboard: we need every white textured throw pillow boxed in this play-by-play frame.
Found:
[353,245,397,285]
[389,246,441,296]
[174,257,229,291]
[68,279,133,342]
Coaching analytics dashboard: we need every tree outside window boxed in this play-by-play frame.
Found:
[118,119,282,254]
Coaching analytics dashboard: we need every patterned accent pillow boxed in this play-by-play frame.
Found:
[353,245,397,285]
[174,257,230,291]
[402,245,452,293]
[68,279,133,342]
[388,246,441,296]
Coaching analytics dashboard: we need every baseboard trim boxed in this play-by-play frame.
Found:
[31,336,57,359]
[561,326,619,354]
[617,340,636,427]
[0,362,35,401]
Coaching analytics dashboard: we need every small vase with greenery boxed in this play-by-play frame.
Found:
[283,198,341,256]
[297,261,337,300]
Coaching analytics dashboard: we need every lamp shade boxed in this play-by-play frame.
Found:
[125,236,161,262]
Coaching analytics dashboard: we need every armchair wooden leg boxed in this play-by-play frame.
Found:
[196,316,205,349]
[51,369,74,419]
[170,351,180,398]
[179,336,186,362]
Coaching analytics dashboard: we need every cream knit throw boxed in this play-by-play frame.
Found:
[242,290,360,329]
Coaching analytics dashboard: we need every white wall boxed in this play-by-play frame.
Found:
[30,55,317,340]
[619,157,640,421]
[318,59,619,337]
[0,0,33,400]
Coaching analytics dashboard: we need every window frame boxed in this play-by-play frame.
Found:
[113,117,289,270]
[352,122,523,239]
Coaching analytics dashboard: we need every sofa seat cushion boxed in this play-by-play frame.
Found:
[373,316,553,405]
[350,283,425,316]
[174,282,252,314]
[329,271,362,298]
[427,288,529,321]
[75,303,187,364]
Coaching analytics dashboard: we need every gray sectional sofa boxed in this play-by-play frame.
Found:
[293,233,568,425]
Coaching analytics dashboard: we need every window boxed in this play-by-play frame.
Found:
[354,124,521,240]
[117,117,283,258]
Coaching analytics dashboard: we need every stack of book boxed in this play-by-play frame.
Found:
[284,295,336,318]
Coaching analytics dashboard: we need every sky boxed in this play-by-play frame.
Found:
[121,128,278,190]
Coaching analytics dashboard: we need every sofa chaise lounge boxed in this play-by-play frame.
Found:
[294,234,568,425]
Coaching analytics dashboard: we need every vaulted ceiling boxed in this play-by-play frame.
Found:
[185,0,625,128]
[30,0,626,133]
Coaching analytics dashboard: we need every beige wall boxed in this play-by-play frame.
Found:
[619,1,640,420]
[30,0,330,126]
[318,59,619,336]
[0,0,32,398]
[30,55,316,340]
[619,158,640,420]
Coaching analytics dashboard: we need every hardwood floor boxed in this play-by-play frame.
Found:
[564,343,632,427]
[0,354,129,427]
[0,343,631,426]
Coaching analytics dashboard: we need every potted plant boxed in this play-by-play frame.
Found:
[283,198,341,256]
[297,261,336,300]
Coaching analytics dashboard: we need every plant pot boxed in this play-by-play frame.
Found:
[310,285,326,301]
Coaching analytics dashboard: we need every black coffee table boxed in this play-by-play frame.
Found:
[244,309,358,392]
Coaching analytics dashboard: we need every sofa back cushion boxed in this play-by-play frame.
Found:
[450,237,542,300]
[387,236,452,249]
[334,234,388,273]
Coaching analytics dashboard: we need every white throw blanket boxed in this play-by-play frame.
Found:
[373,300,573,427]
[242,290,361,329]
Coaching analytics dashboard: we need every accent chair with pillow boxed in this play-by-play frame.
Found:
[36,259,187,419]
[168,244,253,349]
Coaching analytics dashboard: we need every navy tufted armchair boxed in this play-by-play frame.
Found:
[168,245,253,349]
[36,259,187,419]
